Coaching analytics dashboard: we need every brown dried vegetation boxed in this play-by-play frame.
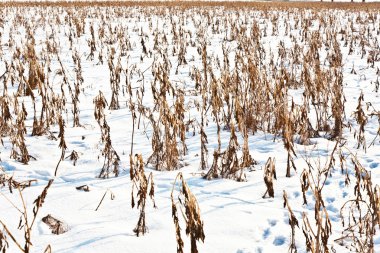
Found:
[0,1,379,252]
[335,156,380,253]
[171,173,205,253]
[94,91,120,178]
[0,179,54,253]
[130,154,156,236]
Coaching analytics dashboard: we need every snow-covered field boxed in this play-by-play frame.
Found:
[0,2,379,253]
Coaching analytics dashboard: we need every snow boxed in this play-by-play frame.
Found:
[0,2,379,253]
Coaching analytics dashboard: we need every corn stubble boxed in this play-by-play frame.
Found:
[41,215,69,235]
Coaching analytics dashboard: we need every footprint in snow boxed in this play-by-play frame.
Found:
[273,236,286,246]
[283,211,293,224]
[262,228,271,239]
[326,197,335,203]
[268,219,277,227]
[293,191,300,198]
[0,162,16,172]
[326,204,339,213]
[236,249,253,253]
[156,183,171,189]
[369,162,379,169]
[330,214,340,222]
[306,202,316,211]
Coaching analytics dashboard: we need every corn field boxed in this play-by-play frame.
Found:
[0,1,379,252]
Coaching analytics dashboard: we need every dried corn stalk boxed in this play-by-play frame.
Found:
[0,229,8,253]
[130,154,156,236]
[0,179,54,253]
[352,92,367,151]
[283,191,299,253]
[54,115,67,176]
[94,91,120,178]
[335,155,380,253]
[171,173,205,253]
[10,103,30,164]
[263,157,276,198]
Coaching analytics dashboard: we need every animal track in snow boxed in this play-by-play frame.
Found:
[262,228,271,239]
[268,219,277,227]
[326,204,339,213]
[273,236,286,246]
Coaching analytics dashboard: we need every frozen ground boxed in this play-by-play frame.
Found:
[0,3,379,253]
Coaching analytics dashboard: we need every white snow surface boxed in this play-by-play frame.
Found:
[0,3,379,253]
